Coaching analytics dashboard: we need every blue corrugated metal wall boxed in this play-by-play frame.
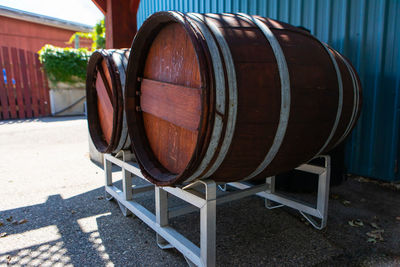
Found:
[137,0,400,181]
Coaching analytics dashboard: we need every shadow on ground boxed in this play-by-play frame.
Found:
[0,176,399,266]
[0,115,85,125]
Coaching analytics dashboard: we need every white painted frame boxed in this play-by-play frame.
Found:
[104,152,331,266]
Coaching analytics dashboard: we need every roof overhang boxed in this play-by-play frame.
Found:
[91,0,106,14]
[0,5,92,32]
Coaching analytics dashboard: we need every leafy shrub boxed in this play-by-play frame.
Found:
[93,19,106,49]
[38,45,91,84]
[68,19,106,50]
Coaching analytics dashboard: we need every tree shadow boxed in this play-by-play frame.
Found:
[1,176,399,266]
[0,115,86,125]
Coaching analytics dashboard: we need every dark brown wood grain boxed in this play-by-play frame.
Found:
[124,12,362,185]
[96,70,114,144]
[140,78,201,131]
[105,0,139,49]
[101,60,113,97]
[141,22,202,174]
[322,48,354,152]
[253,26,338,178]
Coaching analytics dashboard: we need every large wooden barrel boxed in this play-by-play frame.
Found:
[86,49,131,153]
[125,12,362,186]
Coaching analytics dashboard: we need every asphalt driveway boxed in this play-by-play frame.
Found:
[0,116,399,266]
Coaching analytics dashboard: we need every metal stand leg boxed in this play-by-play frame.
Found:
[200,181,216,267]
[104,151,134,216]
[299,155,331,229]
[104,156,113,201]
[156,187,173,249]
[265,176,284,209]
[229,155,331,230]
[119,167,133,217]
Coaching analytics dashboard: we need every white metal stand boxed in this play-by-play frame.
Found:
[104,152,331,267]
[228,155,331,230]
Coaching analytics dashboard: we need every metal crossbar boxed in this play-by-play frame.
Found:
[103,153,331,266]
[228,155,331,229]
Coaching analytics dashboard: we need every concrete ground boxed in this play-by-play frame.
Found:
[0,116,399,267]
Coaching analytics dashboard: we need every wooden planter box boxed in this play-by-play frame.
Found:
[49,81,86,116]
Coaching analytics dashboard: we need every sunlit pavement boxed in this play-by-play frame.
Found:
[0,116,399,266]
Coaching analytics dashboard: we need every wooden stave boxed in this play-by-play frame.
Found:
[125,12,362,186]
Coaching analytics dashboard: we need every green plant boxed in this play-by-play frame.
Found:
[68,19,106,50]
[38,45,91,84]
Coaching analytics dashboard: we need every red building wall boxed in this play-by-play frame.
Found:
[0,15,92,52]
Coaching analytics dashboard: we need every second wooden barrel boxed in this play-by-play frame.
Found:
[86,49,131,153]
[125,12,362,186]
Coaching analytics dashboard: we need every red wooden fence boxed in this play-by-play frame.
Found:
[0,46,50,120]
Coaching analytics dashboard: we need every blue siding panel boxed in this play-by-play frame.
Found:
[136,0,400,181]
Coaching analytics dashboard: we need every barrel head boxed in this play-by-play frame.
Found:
[141,22,202,174]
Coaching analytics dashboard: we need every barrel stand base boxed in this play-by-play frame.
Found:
[103,153,331,266]
[227,155,331,230]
